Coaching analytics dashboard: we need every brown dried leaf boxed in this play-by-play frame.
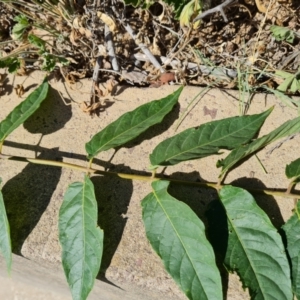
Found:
[97,12,116,32]
[72,17,80,29]
[14,84,25,98]
[105,78,117,93]
[0,73,8,97]
[16,59,27,76]
[80,101,102,114]
[65,70,86,85]
[121,70,148,84]
[70,29,80,46]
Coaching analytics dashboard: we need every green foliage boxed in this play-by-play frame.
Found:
[179,0,202,28]
[283,201,300,299]
[0,178,11,274]
[85,86,183,159]
[286,158,300,183]
[218,115,300,176]
[1,14,69,74]
[263,86,300,112]
[0,57,21,73]
[270,25,295,44]
[28,34,69,72]
[219,186,292,300]
[142,180,222,300]
[12,15,30,41]
[275,69,300,93]
[0,81,49,143]
[59,175,103,300]
[2,84,300,300]
[150,108,272,167]
[28,34,46,52]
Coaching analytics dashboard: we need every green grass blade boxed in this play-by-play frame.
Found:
[0,81,49,142]
[219,186,292,300]
[59,175,103,300]
[85,86,183,159]
[218,116,300,176]
[150,107,273,167]
[283,200,300,299]
[142,180,222,300]
[0,179,12,274]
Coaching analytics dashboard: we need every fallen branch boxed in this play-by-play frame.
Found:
[193,0,236,23]
[133,53,237,80]
[105,24,120,72]
[123,22,164,73]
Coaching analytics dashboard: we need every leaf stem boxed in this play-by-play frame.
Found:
[1,153,299,199]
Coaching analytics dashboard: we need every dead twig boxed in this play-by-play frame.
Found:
[123,22,164,73]
[193,0,237,23]
[105,24,120,72]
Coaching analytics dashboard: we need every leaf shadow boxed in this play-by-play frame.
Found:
[91,164,133,278]
[23,86,72,135]
[2,148,62,254]
[167,171,229,298]
[24,83,38,92]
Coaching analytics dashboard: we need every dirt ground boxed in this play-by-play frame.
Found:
[0,71,299,299]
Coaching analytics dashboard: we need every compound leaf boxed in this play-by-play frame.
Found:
[219,185,292,300]
[142,180,222,300]
[0,179,12,273]
[0,81,49,142]
[59,175,103,300]
[283,200,300,299]
[150,107,272,167]
[85,86,183,159]
[218,116,300,176]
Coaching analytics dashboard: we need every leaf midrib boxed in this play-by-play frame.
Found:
[152,187,209,299]
[0,83,47,141]
[226,205,268,298]
[163,115,265,163]
[222,116,300,174]
[92,95,177,155]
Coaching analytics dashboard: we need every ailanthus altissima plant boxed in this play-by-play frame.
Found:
[1,82,300,300]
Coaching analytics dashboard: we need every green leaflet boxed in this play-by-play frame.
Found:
[263,86,300,110]
[0,178,12,273]
[286,158,300,182]
[283,200,300,299]
[218,116,300,176]
[142,180,222,300]
[219,186,292,300]
[0,81,49,142]
[59,175,103,300]
[150,107,272,167]
[85,86,183,159]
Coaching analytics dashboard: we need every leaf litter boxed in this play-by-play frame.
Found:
[0,0,299,115]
